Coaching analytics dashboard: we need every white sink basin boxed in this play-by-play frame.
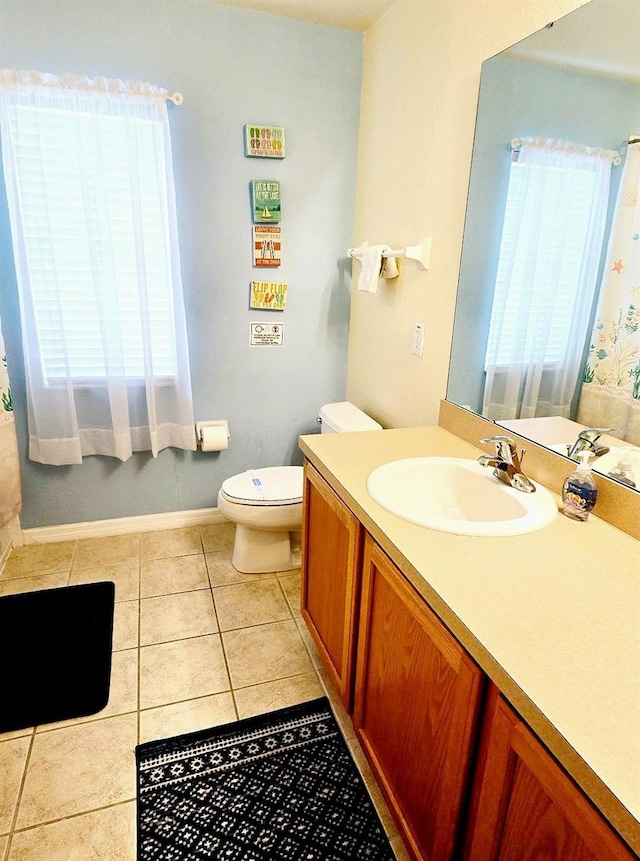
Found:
[367,457,558,537]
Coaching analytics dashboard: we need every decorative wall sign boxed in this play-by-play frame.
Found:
[250,281,288,311]
[250,180,281,223]
[252,225,281,267]
[250,322,284,346]
[244,125,286,159]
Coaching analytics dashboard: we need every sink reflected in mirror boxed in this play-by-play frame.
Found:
[367,457,558,537]
[498,416,640,483]
[547,443,640,482]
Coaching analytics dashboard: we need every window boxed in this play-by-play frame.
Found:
[13,103,177,383]
[482,137,617,421]
[1,71,195,464]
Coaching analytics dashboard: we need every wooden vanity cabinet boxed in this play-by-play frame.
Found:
[301,463,362,709]
[464,686,636,861]
[300,459,637,861]
[353,535,485,861]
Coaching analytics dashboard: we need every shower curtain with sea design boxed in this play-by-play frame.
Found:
[578,137,640,446]
[0,316,22,527]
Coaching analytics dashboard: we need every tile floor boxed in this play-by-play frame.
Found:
[0,523,409,861]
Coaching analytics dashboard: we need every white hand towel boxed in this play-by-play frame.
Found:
[357,244,391,293]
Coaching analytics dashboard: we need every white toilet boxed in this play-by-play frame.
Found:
[217,402,382,574]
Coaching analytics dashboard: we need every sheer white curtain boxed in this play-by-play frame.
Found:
[482,137,618,421]
[0,69,196,465]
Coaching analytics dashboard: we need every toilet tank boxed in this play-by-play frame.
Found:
[319,401,382,433]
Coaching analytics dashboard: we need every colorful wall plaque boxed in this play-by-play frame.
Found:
[252,225,281,267]
[250,281,287,311]
[250,180,281,223]
[250,323,283,346]
[244,125,285,159]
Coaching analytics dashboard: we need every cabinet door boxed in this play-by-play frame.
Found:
[465,686,636,861]
[301,462,362,708]
[354,536,485,861]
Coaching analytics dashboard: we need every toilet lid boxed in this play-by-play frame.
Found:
[220,466,304,506]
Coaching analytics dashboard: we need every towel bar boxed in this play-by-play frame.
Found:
[348,237,431,271]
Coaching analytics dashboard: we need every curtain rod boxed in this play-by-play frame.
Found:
[167,92,183,105]
[509,137,621,165]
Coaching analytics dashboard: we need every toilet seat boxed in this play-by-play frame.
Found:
[220,466,303,507]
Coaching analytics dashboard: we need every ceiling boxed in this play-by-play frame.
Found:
[507,0,640,82]
[209,0,398,31]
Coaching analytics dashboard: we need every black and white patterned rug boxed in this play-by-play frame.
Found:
[136,696,396,860]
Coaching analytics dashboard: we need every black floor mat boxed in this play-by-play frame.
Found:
[0,580,115,733]
[136,696,395,860]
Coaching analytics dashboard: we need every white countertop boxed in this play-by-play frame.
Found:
[299,425,640,852]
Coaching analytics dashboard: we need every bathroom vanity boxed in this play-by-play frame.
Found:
[299,422,639,860]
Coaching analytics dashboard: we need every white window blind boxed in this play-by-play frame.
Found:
[12,104,177,384]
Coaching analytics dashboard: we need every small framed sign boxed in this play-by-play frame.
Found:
[250,281,287,311]
[252,225,281,267]
[250,322,284,346]
[244,124,285,159]
[250,180,281,223]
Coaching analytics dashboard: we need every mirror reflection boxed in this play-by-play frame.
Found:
[447,0,640,489]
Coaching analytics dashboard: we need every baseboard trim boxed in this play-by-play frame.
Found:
[0,516,23,573]
[22,507,227,544]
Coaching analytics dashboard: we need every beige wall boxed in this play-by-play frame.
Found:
[347,0,587,429]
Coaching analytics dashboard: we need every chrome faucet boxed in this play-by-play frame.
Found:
[566,427,613,461]
[478,435,536,493]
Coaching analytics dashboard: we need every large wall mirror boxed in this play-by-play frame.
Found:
[447,0,640,490]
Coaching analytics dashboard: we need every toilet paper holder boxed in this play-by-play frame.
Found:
[196,420,230,447]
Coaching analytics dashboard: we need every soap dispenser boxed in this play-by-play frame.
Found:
[562,451,598,522]
[607,451,636,488]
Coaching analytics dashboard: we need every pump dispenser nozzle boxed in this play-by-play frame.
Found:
[575,451,593,472]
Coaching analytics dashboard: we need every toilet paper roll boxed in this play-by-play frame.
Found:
[380,256,399,279]
[200,426,229,452]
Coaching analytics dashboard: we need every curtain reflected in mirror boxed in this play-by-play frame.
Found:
[577,137,640,447]
[482,137,618,423]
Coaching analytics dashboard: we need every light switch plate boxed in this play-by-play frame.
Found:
[412,323,425,356]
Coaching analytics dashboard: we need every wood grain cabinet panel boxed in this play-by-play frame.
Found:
[464,686,636,861]
[353,535,485,861]
[301,462,362,708]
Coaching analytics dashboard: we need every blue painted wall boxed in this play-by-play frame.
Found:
[0,0,363,528]
[448,55,640,413]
